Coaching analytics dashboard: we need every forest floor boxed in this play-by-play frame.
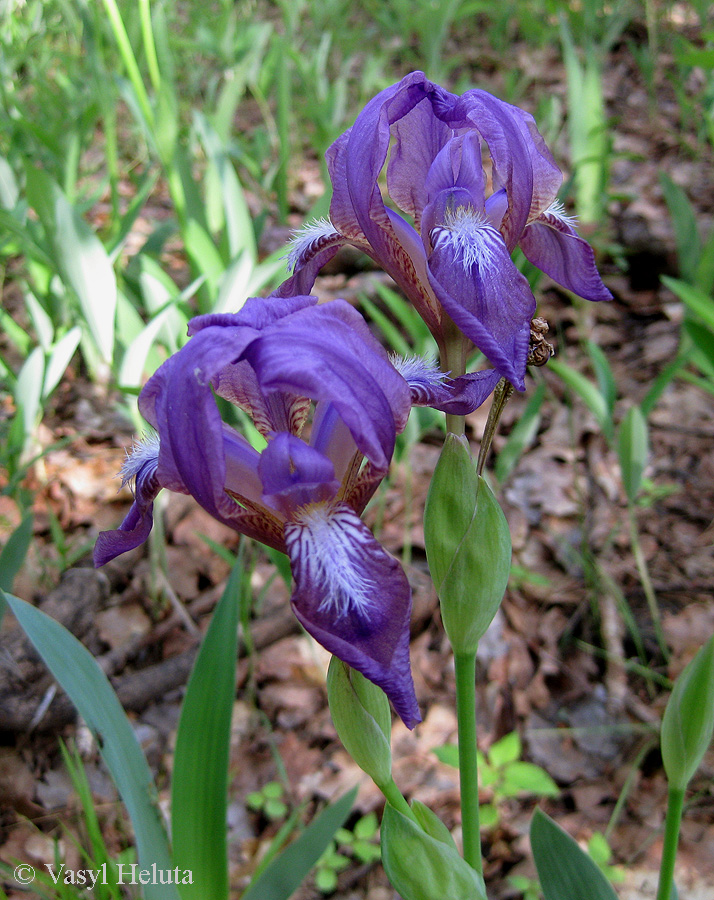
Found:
[2,30,714,900]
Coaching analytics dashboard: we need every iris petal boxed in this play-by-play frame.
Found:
[427,213,534,389]
[286,503,420,728]
[93,440,162,566]
[520,208,613,302]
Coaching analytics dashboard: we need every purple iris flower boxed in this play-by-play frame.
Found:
[279,71,611,392]
[95,295,496,728]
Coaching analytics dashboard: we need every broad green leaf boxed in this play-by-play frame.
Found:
[381,802,486,900]
[0,515,33,592]
[118,307,174,389]
[211,250,254,315]
[586,341,617,415]
[3,592,178,900]
[663,276,714,332]
[241,788,357,900]
[16,346,45,441]
[171,560,243,900]
[424,435,511,654]
[23,289,54,351]
[0,155,18,209]
[661,634,714,790]
[659,174,701,285]
[432,743,459,768]
[327,659,392,788]
[531,808,618,900]
[488,731,521,768]
[43,327,82,398]
[183,218,225,293]
[0,308,31,356]
[501,762,559,797]
[478,803,499,829]
[618,405,649,503]
[194,112,256,263]
[686,321,714,380]
[24,168,117,365]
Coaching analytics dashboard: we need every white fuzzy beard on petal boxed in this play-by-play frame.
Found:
[542,200,578,229]
[285,504,375,619]
[430,205,501,272]
[120,432,160,488]
[389,353,446,386]
[284,217,340,273]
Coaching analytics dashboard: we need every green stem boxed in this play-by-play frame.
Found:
[656,786,685,900]
[628,504,669,661]
[477,377,513,476]
[381,778,419,824]
[454,651,482,873]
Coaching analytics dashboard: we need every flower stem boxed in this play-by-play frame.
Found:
[477,377,513,476]
[656,786,685,900]
[454,650,482,874]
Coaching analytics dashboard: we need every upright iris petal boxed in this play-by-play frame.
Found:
[95,295,421,727]
[280,70,611,394]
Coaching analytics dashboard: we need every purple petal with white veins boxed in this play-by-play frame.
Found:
[427,215,535,389]
[520,210,613,302]
[286,502,420,728]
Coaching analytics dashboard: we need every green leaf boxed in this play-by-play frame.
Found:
[618,405,649,503]
[0,514,33,593]
[25,168,117,366]
[548,357,613,441]
[478,803,499,829]
[586,341,617,415]
[488,731,521,768]
[661,634,714,790]
[0,155,19,210]
[501,762,559,797]
[381,802,486,900]
[431,743,459,768]
[659,174,701,285]
[663,277,714,332]
[531,808,618,900]
[424,435,511,654]
[16,346,45,442]
[314,867,338,893]
[3,592,178,900]
[326,658,392,787]
[43,327,82,399]
[241,788,356,900]
[171,560,243,900]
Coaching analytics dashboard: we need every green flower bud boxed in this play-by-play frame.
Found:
[424,434,511,654]
[381,801,486,900]
[661,634,714,791]
[326,657,392,787]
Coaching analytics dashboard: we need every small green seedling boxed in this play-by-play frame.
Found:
[588,832,625,884]
[314,813,381,894]
[433,731,559,829]
[246,781,288,821]
[507,873,542,900]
